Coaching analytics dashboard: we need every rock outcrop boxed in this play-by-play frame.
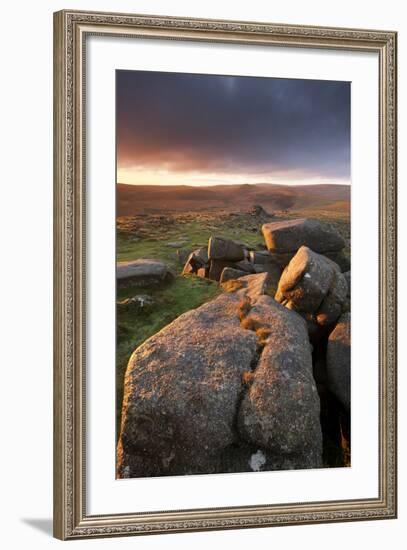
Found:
[182,236,282,283]
[182,248,209,275]
[275,246,347,330]
[326,313,351,411]
[118,212,351,477]
[117,274,262,478]
[208,236,245,262]
[219,267,246,284]
[117,273,323,478]
[262,218,345,267]
[117,259,174,286]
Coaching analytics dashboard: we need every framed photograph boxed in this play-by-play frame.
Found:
[53,9,397,540]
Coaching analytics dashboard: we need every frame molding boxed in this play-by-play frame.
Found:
[53,9,397,540]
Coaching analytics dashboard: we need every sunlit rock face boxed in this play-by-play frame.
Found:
[237,295,322,469]
[262,218,346,270]
[275,246,348,333]
[117,273,323,478]
[262,218,345,255]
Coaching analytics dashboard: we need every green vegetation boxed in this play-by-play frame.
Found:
[117,220,267,269]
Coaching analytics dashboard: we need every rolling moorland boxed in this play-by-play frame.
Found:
[116,183,350,473]
[117,182,350,216]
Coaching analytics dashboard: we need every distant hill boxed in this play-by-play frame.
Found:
[117,183,350,216]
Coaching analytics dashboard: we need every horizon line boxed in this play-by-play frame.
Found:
[117,181,351,188]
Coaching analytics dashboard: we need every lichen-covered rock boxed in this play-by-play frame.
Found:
[117,274,270,478]
[275,247,334,310]
[264,251,295,268]
[182,247,209,275]
[117,272,323,478]
[262,218,345,255]
[344,271,351,297]
[117,259,174,286]
[235,260,256,273]
[275,246,347,328]
[251,263,281,294]
[193,246,209,264]
[208,259,236,281]
[208,236,245,261]
[219,267,246,284]
[249,250,272,265]
[315,269,348,326]
[234,272,271,301]
[325,251,351,273]
[326,313,351,411]
[238,296,323,469]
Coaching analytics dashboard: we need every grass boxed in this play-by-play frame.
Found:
[116,274,220,436]
[117,218,278,269]
[118,210,350,268]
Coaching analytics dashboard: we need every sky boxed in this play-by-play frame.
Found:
[116,70,350,187]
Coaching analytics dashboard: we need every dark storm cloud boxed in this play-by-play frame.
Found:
[117,70,350,181]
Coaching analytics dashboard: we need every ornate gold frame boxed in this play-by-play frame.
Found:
[53,9,397,540]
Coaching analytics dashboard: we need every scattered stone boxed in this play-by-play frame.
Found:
[326,313,351,411]
[193,246,209,264]
[275,247,335,311]
[252,263,282,292]
[182,261,195,275]
[250,205,268,216]
[196,266,209,278]
[117,259,174,286]
[208,236,245,262]
[262,218,345,257]
[219,267,247,284]
[182,248,209,274]
[208,259,236,281]
[275,246,347,328]
[117,295,154,311]
[249,250,272,265]
[235,260,256,273]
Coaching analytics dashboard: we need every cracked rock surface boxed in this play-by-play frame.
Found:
[117,272,323,478]
[238,295,323,469]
